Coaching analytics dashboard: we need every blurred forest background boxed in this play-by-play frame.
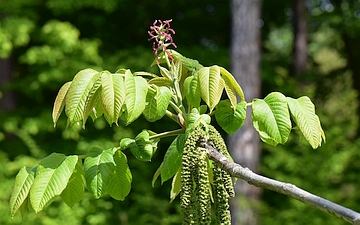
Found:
[1,0,360,224]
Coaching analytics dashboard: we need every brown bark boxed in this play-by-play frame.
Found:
[229,0,262,224]
[291,0,308,76]
[198,140,360,225]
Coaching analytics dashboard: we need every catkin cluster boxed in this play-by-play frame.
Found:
[180,125,234,225]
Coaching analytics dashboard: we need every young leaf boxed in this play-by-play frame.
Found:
[30,153,78,213]
[287,96,325,148]
[170,167,182,203]
[107,150,132,201]
[148,77,172,86]
[219,67,245,102]
[161,135,185,183]
[143,85,172,122]
[129,130,156,162]
[100,72,126,125]
[84,147,115,199]
[158,65,172,80]
[10,166,36,216]
[60,158,85,208]
[184,74,201,108]
[65,69,101,125]
[198,66,225,112]
[252,92,291,146]
[124,70,148,125]
[215,100,247,135]
[82,76,102,127]
[52,81,72,127]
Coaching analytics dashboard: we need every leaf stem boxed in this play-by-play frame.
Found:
[149,128,185,140]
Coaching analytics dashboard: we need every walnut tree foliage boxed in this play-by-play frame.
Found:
[9,20,325,224]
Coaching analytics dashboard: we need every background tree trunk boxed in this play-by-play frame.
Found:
[229,0,262,224]
[291,0,308,76]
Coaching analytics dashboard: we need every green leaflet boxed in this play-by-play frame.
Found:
[252,92,291,146]
[107,150,132,200]
[60,158,84,208]
[215,100,247,135]
[143,85,172,122]
[65,68,101,125]
[84,147,115,199]
[184,74,201,108]
[29,153,78,213]
[10,166,36,216]
[287,96,325,148]
[124,70,148,125]
[148,77,172,86]
[219,67,245,103]
[170,167,182,203]
[52,81,71,127]
[100,71,126,125]
[161,135,185,183]
[198,66,225,112]
[121,130,159,162]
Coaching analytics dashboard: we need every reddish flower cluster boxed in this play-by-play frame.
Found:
[148,19,177,62]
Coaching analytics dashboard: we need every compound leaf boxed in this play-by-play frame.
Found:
[252,92,291,146]
[30,153,78,213]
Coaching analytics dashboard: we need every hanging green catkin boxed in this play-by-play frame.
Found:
[181,126,211,225]
[208,125,235,198]
[213,165,232,225]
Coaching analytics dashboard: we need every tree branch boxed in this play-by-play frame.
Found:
[198,141,360,225]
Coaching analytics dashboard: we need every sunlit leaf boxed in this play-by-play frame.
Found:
[10,166,36,216]
[65,69,101,125]
[184,74,201,108]
[60,158,84,208]
[124,70,148,125]
[143,85,172,122]
[170,167,181,203]
[84,147,115,199]
[148,77,172,86]
[198,66,224,112]
[82,75,102,127]
[220,67,245,102]
[215,100,247,135]
[161,135,185,183]
[108,150,132,200]
[100,71,126,125]
[287,96,325,148]
[30,153,78,213]
[252,92,291,146]
[128,130,156,162]
[52,81,71,127]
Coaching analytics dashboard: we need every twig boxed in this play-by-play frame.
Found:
[198,141,360,225]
